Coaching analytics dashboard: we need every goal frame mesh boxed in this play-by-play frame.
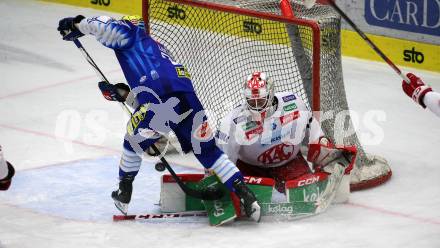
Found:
[141,0,392,190]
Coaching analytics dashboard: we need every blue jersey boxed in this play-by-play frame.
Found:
[78,16,244,193]
[77,16,195,105]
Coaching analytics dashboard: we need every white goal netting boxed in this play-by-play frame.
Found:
[144,0,392,190]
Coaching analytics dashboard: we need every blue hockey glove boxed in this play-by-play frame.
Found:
[57,15,85,41]
[98,81,130,102]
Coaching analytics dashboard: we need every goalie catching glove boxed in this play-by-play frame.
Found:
[98,81,130,102]
[307,138,357,174]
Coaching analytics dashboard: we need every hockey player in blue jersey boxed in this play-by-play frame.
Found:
[57,15,260,221]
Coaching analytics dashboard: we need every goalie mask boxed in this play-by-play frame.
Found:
[243,71,275,118]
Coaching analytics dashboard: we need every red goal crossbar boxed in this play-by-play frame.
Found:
[142,0,322,112]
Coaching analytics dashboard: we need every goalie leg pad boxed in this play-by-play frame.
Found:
[333,174,350,203]
[160,174,206,212]
[286,156,351,206]
[285,172,330,203]
[243,176,275,204]
[198,175,238,226]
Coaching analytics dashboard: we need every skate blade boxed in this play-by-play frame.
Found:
[114,201,129,216]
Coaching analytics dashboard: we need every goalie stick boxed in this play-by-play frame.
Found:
[71,39,133,114]
[113,211,208,221]
[112,203,312,222]
[149,144,224,201]
[70,38,224,201]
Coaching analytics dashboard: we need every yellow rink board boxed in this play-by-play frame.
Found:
[44,0,440,73]
[43,0,143,15]
[341,30,440,73]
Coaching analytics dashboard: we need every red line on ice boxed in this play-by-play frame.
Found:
[346,202,440,225]
[2,125,439,226]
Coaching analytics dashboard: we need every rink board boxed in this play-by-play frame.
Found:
[43,0,440,73]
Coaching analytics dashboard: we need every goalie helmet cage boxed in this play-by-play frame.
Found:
[142,0,391,190]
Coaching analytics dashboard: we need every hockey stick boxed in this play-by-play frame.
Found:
[327,1,410,83]
[71,39,224,201]
[148,144,224,200]
[71,39,133,114]
[113,211,208,221]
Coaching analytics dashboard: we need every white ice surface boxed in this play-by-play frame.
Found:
[0,0,440,247]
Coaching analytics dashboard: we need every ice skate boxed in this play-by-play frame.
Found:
[111,177,134,215]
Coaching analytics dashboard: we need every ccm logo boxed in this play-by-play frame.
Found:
[243,20,263,34]
[403,47,424,64]
[246,177,263,184]
[167,5,186,20]
[298,176,320,186]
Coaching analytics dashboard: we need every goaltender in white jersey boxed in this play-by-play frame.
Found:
[218,91,322,167]
[216,72,356,199]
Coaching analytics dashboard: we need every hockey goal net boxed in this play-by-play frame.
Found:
[142,0,391,190]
